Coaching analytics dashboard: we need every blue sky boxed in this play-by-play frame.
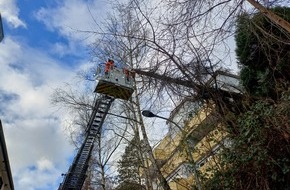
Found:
[0,0,111,189]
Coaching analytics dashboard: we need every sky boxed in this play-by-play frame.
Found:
[0,0,112,189]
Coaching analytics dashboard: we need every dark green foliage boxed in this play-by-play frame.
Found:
[236,7,290,98]
[115,181,145,190]
[205,99,290,190]
[205,7,290,189]
[117,135,143,187]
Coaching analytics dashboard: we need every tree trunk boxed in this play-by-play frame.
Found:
[133,69,244,101]
[133,88,171,190]
[97,137,106,190]
[247,0,290,33]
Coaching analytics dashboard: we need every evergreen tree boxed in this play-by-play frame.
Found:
[235,7,290,98]
[117,135,144,189]
[203,7,290,190]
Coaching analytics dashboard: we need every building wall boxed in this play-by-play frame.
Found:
[154,105,213,160]
[142,72,240,190]
[151,105,228,190]
[0,121,14,190]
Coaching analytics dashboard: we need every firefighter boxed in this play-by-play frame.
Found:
[123,67,129,81]
[123,68,136,81]
[105,59,114,74]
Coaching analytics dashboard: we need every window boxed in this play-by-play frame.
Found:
[167,163,195,180]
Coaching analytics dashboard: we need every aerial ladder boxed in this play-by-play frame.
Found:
[58,60,134,190]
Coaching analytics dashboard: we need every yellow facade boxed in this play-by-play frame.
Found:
[153,105,212,160]
[151,105,228,190]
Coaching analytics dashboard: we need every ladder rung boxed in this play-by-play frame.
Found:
[59,95,114,190]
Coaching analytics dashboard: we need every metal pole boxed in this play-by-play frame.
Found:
[142,110,202,190]
[163,117,202,190]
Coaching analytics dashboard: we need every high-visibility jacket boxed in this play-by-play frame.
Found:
[105,61,114,72]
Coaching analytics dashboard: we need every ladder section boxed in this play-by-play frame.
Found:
[58,95,114,190]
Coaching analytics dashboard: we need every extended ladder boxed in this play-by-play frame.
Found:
[58,95,114,190]
[58,61,134,190]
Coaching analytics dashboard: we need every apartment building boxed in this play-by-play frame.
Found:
[154,105,228,189]
[147,72,240,190]
[0,121,14,190]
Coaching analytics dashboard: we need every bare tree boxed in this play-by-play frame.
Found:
[88,124,127,190]
[88,1,176,189]
[51,84,129,190]
[84,1,244,190]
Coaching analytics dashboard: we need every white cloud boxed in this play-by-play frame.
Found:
[49,42,76,58]
[0,0,26,28]
[14,157,61,190]
[0,36,81,189]
[37,157,54,171]
[34,0,109,45]
[0,37,78,117]
[0,1,109,189]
